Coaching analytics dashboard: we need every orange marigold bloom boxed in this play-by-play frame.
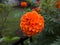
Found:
[20,11,44,37]
[56,1,60,9]
[32,7,41,12]
[20,2,28,7]
[36,0,40,4]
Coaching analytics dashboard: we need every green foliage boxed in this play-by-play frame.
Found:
[0,0,60,45]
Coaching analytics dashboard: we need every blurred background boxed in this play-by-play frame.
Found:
[0,0,60,45]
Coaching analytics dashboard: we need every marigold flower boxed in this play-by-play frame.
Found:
[32,7,41,12]
[56,1,60,9]
[36,0,40,4]
[20,11,44,37]
[20,2,28,7]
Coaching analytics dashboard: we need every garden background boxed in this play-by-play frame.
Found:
[0,0,60,45]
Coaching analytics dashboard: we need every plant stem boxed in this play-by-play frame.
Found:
[30,37,33,42]
[13,36,29,45]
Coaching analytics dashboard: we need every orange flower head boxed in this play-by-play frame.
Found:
[56,1,60,9]
[36,0,40,4]
[20,2,28,7]
[20,11,44,37]
[32,7,41,12]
